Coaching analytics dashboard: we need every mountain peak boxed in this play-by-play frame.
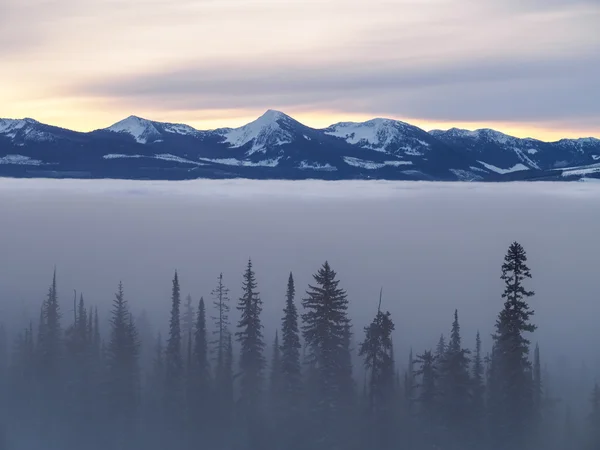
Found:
[106,115,161,144]
[221,109,295,154]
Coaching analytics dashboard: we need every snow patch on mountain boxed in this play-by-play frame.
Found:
[0,118,54,142]
[0,154,44,165]
[299,161,337,171]
[106,116,161,144]
[477,161,529,174]
[343,157,413,169]
[325,119,414,150]
[199,157,281,167]
[221,110,293,155]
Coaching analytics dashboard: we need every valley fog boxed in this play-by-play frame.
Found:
[1,178,599,384]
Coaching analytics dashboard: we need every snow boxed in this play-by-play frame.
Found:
[527,149,538,155]
[199,157,281,167]
[298,161,337,171]
[0,154,44,165]
[325,118,412,150]
[303,135,311,141]
[103,154,143,159]
[221,110,292,155]
[343,157,412,169]
[0,119,28,136]
[404,147,424,156]
[0,118,53,142]
[161,123,199,136]
[153,154,206,165]
[513,148,540,170]
[106,116,161,144]
[592,155,600,161]
[103,154,205,165]
[477,161,529,175]
[450,169,483,181]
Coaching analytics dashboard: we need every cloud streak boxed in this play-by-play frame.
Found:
[2,0,599,135]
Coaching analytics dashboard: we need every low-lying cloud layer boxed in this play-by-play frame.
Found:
[1,179,599,375]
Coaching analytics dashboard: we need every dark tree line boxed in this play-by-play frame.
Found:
[0,242,598,450]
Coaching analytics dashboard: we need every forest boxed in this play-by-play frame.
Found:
[0,241,598,450]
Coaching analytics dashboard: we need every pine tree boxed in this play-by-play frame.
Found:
[414,350,440,448]
[438,310,471,449]
[164,271,183,423]
[211,273,231,424]
[270,331,282,400]
[489,242,536,450]
[280,272,301,405]
[358,292,395,450]
[436,334,446,362]
[194,297,210,394]
[106,282,140,446]
[236,259,266,415]
[38,269,62,377]
[472,331,486,446]
[182,294,194,362]
[301,261,353,448]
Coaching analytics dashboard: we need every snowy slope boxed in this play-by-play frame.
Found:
[1,111,599,181]
[218,110,294,155]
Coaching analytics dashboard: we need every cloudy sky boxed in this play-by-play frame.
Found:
[1,0,599,139]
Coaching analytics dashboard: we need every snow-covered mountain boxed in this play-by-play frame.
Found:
[1,111,599,181]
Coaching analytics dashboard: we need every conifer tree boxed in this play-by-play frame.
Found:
[194,297,210,394]
[38,269,62,377]
[472,331,485,446]
[415,350,440,448]
[106,282,140,446]
[435,334,446,362]
[270,331,282,400]
[489,242,537,450]
[165,271,183,423]
[236,259,266,415]
[358,292,396,449]
[182,294,194,361]
[533,343,543,424]
[301,261,352,448]
[211,273,232,425]
[439,310,471,448]
[280,272,301,405]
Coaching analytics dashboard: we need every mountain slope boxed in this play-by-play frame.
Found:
[0,111,598,181]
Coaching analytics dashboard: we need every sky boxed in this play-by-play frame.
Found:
[1,179,600,403]
[1,0,599,140]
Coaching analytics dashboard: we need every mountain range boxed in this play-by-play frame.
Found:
[1,109,599,181]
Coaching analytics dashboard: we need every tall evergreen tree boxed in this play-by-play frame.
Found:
[533,343,543,424]
[236,259,266,419]
[106,282,140,447]
[438,310,471,448]
[301,261,353,448]
[182,294,194,362]
[211,273,232,425]
[38,269,62,377]
[165,271,183,422]
[280,272,301,405]
[269,331,282,400]
[472,330,485,446]
[358,292,395,449]
[414,350,440,448]
[194,297,210,395]
[489,242,537,450]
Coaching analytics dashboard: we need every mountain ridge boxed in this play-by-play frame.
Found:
[1,110,599,181]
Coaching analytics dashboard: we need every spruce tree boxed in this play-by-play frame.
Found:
[280,272,301,405]
[106,282,140,446]
[301,261,352,448]
[236,259,266,415]
[165,271,183,423]
[269,331,282,401]
[194,297,210,394]
[489,241,536,450]
[211,273,231,424]
[533,343,543,424]
[358,294,395,450]
[439,310,471,449]
[38,269,62,377]
[472,331,486,446]
[182,294,194,362]
[414,350,439,448]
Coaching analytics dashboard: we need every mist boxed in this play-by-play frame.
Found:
[1,179,600,364]
[1,178,600,449]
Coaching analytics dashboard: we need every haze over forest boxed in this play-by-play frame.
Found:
[0,179,599,449]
